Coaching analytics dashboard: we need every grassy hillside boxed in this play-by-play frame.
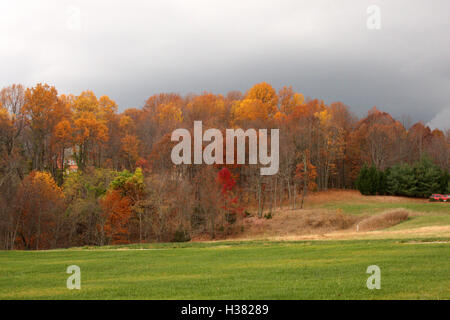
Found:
[1,239,449,300]
[1,191,448,300]
[305,190,449,214]
[237,191,449,241]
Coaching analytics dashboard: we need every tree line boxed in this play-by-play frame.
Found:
[0,82,448,249]
[356,156,449,197]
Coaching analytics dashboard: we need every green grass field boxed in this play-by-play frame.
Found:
[1,239,449,300]
[316,200,449,215]
[2,193,448,300]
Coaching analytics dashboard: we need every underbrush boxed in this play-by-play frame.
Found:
[299,211,357,232]
[358,209,410,231]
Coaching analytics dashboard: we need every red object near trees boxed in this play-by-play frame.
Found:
[429,194,449,202]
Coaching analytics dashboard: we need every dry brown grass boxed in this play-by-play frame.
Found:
[357,209,410,231]
[298,211,357,232]
[241,209,358,238]
[237,207,413,240]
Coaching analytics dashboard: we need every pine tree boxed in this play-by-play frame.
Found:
[377,169,387,195]
[356,163,370,195]
[386,163,416,196]
[367,165,379,195]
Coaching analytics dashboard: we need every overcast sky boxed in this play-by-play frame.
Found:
[1,0,449,129]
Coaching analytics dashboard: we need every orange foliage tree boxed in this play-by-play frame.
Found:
[15,171,64,249]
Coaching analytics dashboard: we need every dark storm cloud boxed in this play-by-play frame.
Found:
[1,0,449,128]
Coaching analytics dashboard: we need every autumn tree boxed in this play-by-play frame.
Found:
[232,82,278,126]
[216,167,242,232]
[137,93,184,156]
[0,84,25,156]
[295,151,317,208]
[278,85,304,115]
[71,91,109,170]
[184,93,227,126]
[63,168,117,246]
[15,171,65,249]
[100,168,146,244]
[22,83,65,171]
[328,102,356,188]
[350,107,406,171]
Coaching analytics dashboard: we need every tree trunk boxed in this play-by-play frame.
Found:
[257,179,262,218]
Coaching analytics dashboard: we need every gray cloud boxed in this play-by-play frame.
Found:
[427,108,450,131]
[1,0,449,127]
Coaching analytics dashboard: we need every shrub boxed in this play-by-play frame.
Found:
[264,212,273,219]
[358,209,409,231]
[356,164,384,195]
[172,225,191,242]
[302,212,357,231]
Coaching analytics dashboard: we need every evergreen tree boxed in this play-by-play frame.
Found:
[377,169,387,195]
[386,163,416,196]
[413,156,443,197]
[356,164,386,195]
[438,170,449,194]
[356,163,370,195]
[367,165,379,195]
